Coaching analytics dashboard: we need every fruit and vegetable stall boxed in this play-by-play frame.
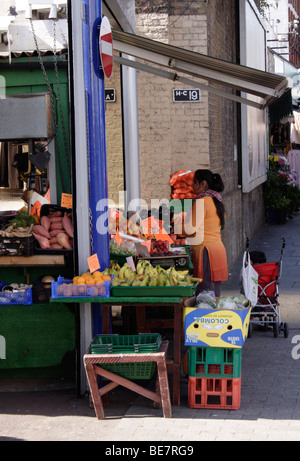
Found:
[0,183,251,411]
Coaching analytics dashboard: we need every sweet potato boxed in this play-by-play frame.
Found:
[33,232,50,249]
[50,221,64,230]
[49,229,64,237]
[49,216,63,223]
[57,232,72,250]
[50,243,63,249]
[33,225,50,239]
[62,212,73,238]
[40,215,50,231]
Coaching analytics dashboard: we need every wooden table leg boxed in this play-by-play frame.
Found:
[157,357,172,418]
[84,362,105,419]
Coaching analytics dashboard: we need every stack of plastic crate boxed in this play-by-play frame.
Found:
[187,346,242,410]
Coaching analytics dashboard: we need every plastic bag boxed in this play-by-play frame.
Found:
[216,297,237,310]
[241,251,258,306]
[232,293,249,307]
[196,291,216,308]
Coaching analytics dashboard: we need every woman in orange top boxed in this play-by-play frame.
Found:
[184,169,228,297]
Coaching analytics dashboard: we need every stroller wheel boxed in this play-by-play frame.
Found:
[273,322,279,338]
[283,322,289,338]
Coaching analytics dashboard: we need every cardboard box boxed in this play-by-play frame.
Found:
[183,296,251,349]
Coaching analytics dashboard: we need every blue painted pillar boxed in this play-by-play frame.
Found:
[82,0,110,336]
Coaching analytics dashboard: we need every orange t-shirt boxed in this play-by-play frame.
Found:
[185,196,228,281]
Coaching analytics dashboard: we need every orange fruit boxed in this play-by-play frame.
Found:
[74,276,85,285]
[85,276,96,285]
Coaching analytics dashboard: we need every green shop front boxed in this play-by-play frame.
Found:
[0,56,77,384]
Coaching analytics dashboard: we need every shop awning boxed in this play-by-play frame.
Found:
[112,29,290,110]
[269,89,294,124]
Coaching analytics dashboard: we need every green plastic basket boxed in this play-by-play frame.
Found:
[188,347,242,379]
[90,334,162,380]
[98,361,157,380]
[90,333,162,354]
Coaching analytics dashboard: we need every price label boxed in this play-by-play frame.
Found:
[61,193,72,208]
[87,254,100,273]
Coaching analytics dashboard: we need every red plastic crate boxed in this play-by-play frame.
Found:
[188,376,241,410]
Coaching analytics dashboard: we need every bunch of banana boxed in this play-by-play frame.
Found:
[109,260,202,287]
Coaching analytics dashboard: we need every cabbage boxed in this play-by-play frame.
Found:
[216,297,237,310]
[196,291,216,308]
[232,294,249,307]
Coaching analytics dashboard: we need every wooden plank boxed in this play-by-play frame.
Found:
[0,255,65,266]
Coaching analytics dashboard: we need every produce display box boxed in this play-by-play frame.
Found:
[188,376,241,410]
[89,333,161,380]
[0,235,34,257]
[111,285,195,297]
[32,282,52,304]
[0,283,32,306]
[90,333,162,354]
[137,254,190,269]
[40,204,72,218]
[34,204,73,254]
[183,297,251,349]
[110,254,136,266]
[188,346,242,379]
[51,276,111,299]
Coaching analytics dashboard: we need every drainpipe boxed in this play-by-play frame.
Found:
[121,54,140,212]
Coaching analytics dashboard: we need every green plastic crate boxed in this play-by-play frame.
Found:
[90,333,162,354]
[90,334,161,380]
[111,285,195,297]
[188,347,242,379]
[98,361,157,380]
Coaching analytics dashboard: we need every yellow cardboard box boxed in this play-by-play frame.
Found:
[183,297,251,349]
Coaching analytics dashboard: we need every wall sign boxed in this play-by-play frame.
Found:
[173,88,201,103]
[105,88,115,102]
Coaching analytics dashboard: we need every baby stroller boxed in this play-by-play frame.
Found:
[246,238,288,338]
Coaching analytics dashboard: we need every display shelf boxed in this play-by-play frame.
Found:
[0,255,65,267]
[50,295,182,304]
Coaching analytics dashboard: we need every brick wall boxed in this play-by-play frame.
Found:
[105,59,124,207]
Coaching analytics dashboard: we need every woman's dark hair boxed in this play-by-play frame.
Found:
[194,169,225,227]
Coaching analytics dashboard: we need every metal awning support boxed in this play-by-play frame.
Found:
[115,55,263,110]
[112,29,291,109]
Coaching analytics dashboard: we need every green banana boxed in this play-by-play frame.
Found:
[140,275,150,286]
[119,264,128,279]
[132,277,142,286]
[149,276,158,287]
[136,260,145,275]
[126,275,136,286]
[158,273,166,286]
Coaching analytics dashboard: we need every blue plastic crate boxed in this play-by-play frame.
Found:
[51,276,112,299]
[0,284,32,305]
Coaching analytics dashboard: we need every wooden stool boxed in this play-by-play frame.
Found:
[83,340,172,419]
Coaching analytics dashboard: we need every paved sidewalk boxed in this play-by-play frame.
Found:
[1,214,300,442]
